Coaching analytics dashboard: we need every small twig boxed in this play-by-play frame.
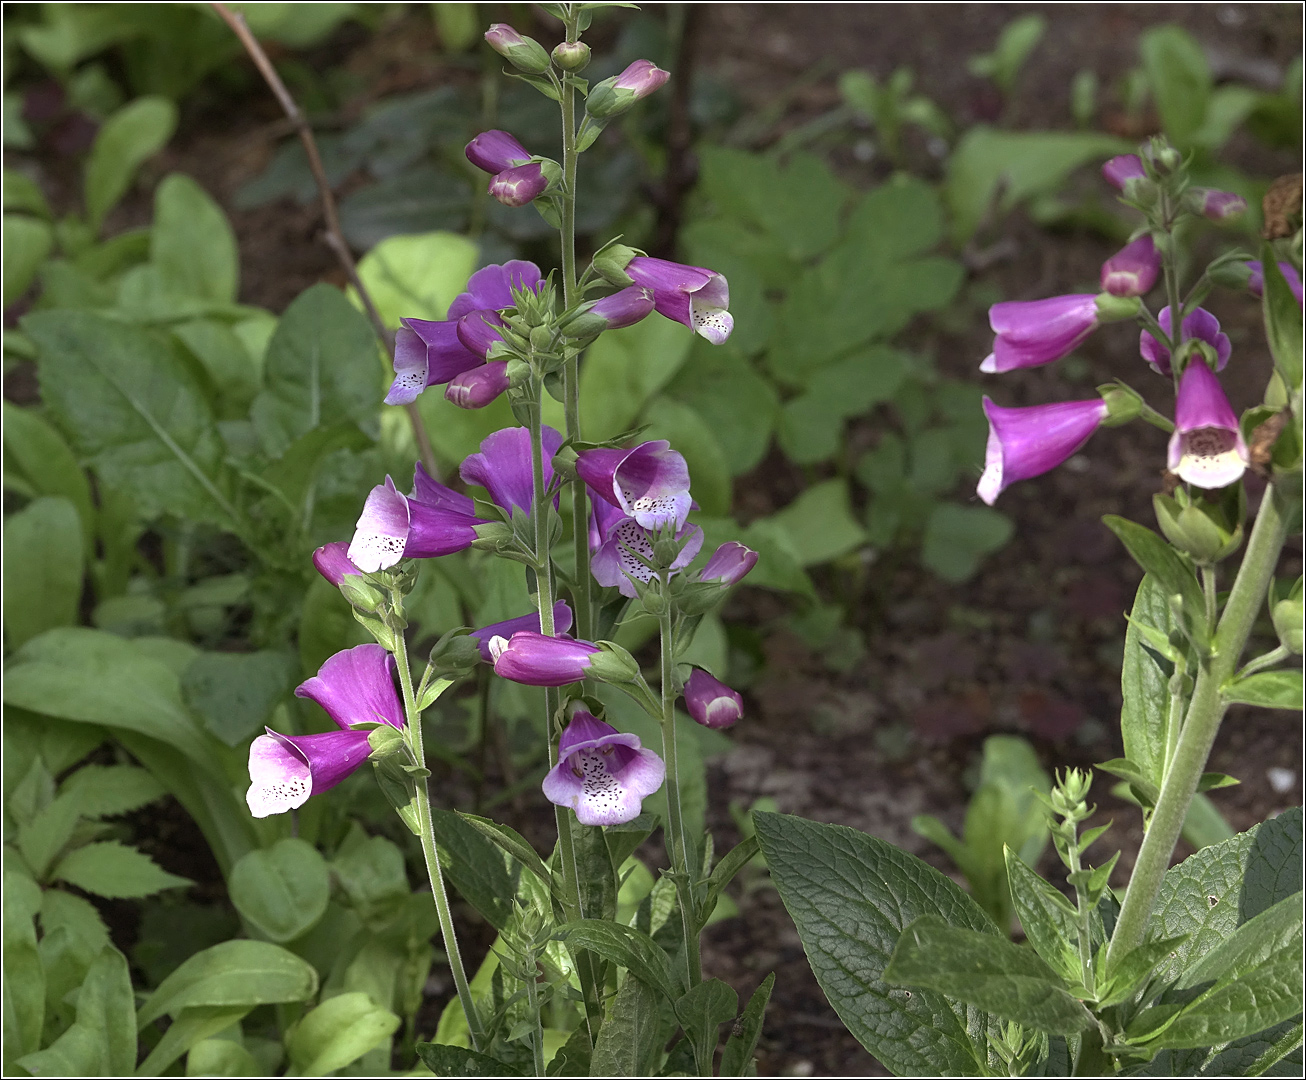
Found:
[212,2,439,478]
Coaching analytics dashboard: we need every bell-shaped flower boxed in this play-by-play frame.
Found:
[1102,154,1145,190]
[1100,235,1160,297]
[460,425,563,519]
[1168,360,1249,489]
[446,362,511,409]
[488,163,549,207]
[465,129,532,174]
[591,501,703,598]
[489,631,601,686]
[469,602,574,662]
[348,464,486,573]
[576,440,692,531]
[684,669,744,729]
[980,294,1099,373]
[1139,306,1231,376]
[1246,260,1304,306]
[313,541,363,588]
[976,396,1108,505]
[541,710,665,826]
[246,645,404,818]
[625,257,733,344]
[701,541,759,587]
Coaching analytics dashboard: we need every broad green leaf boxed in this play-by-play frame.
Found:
[694,514,815,597]
[84,96,177,230]
[885,916,1094,1034]
[137,1004,251,1077]
[1004,849,1081,986]
[641,396,731,516]
[3,214,52,305]
[1262,247,1304,391]
[172,318,262,417]
[1121,575,1181,790]
[415,1042,526,1076]
[4,169,51,218]
[1177,894,1304,992]
[58,764,165,818]
[331,829,410,925]
[228,839,329,943]
[53,841,192,899]
[18,790,81,879]
[3,873,45,1068]
[2,401,95,544]
[352,230,479,326]
[151,173,239,303]
[1105,517,1208,648]
[721,972,774,1077]
[1145,952,1302,1049]
[2,496,84,649]
[555,919,685,1004]
[1140,26,1211,148]
[181,650,296,747]
[675,979,738,1067]
[184,1036,263,1077]
[662,341,779,475]
[920,502,1013,583]
[770,478,867,567]
[1132,1019,1304,1077]
[250,283,380,457]
[778,347,910,465]
[572,816,618,925]
[968,13,1046,94]
[578,316,695,441]
[429,810,520,930]
[591,973,669,1077]
[17,945,135,1077]
[25,310,233,526]
[1098,935,1191,1009]
[754,812,1000,1075]
[137,940,319,1027]
[287,991,401,1075]
[1223,669,1303,710]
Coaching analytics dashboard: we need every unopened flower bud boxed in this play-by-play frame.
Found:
[653,536,682,566]
[368,724,406,759]
[585,60,670,119]
[1144,140,1183,175]
[552,40,590,71]
[484,23,551,74]
[1153,492,1242,564]
[1102,154,1145,191]
[1100,235,1160,297]
[1098,384,1142,427]
[530,325,553,351]
[591,244,638,288]
[1272,589,1303,655]
[1191,188,1247,222]
[1094,292,1142,322]
[684,669,744,729]
[586,642,642,684]
[488,163,550,207]
[1209,260,1253,291]
[560,286,655,338]
[446,363,511,409]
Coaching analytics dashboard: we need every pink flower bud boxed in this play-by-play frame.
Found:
[1100,235,1160,297]
[684,669,744,729]
[488,163,549,207]
[1102,154,1145,191]
[1195,188,1246,221]
[445,362,511,409]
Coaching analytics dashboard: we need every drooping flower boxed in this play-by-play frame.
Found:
[1168,359,1249,489]
[488,164,550,207]
[980,294,1099,373]
[1246,260,1304,306]
[541,710,665,826]
[560,286,656,338]
[976,396,1108,505]
[469,602,574,662]
[590,499,704,598]
[1192,188,1246,221]
[625,257,733,344]
[347,464,486,573]
[700,542,759,587]
[312,542,362,588]
[460,425,564,519]
[1100,235,1160,297]
[489,631,601,686]
[1102,154,1145,191]
[465,130,532,174]
[246,645,403,818]
[1139,306,1231,376]
[684,669,744,729]
[446,362,511,409]
[576,440,692,531]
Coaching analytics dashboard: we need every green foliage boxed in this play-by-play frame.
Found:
[286,991,401,1075]
[84,97,177,231]
[967,14,1047,97]
[3,496,85,650]
[228,839,331,943]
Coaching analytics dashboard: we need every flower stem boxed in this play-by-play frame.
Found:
[392,634,485,1051]
[525,960,545,1077]
[1202,565,1218,629]
[1234,643,1291,681]
[1106,481,1291,967]
[1064,831,1096,997]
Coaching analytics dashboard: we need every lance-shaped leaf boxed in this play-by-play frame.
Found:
[1262,244,1304,391]
[591,973,669,1077]
[1222,669,1303,710]
[721,972,775,1077]
[1105,518,1209,650]
[1004,847,1081,986]
[555,919,684,1005]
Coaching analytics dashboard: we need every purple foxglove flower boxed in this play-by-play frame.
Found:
[348,473,486,573]
[447,261,543,322]
[1246,260,1304,306]
[701,542,759,587]
[446,361,511,409]
[469,602,574,662]
[313,541,362,588]
[1102,154,1145,190]
[1139,306,1231,376]
[976,396,1108,505]
[465,129,532,174]
[460,426,563,518]
[1194,188,1246,221]
[576,440,692,530]
[591,512,704,598]
[1168,360,1249,489]
[614,59,670,98]
[489,631,601,686]
[684,669,744,729]
[1100,235,1160,297]
[541,710,665,826]
[562,286,656,336]
[488,163,549,207]
[411,462,476,515]
[980,295,1099,373]
[296,643,406,732]
[457,309,507,358]
[625,257,733,344]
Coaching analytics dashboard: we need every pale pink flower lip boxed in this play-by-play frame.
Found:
[1167,360,1249,489]
[541,710,665,826]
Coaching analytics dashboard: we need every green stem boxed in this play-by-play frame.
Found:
[393,635,485,1051]
[1106,482,1291,967]
[1201,564,1218,629]
[1161,665,1187,779]
[1235,643,1291,681]
[525,960,545,1077]
[1065,835,1096,996]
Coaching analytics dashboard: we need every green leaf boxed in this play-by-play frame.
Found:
[1132,1020,1304,1077]
[921,503,1013,583]
[721,972,774,1076]
[59,764,165,818]
[572,818,619,925]
[228,839,329,943]
[1097,935,1190,1008]
[3,214,53,306]
[136,939,319,1027]
[555,919,685,1004]
[770,478,867,567]
[1140,26,1211,148]
[430,810,521,930]
[351,230,479,326]
[1262,246,1304,392]
[181,651,296,747]
[151,173,239,303]
[753,811,1000,1075]
[4,169,51,218]
[2,401,95,545]
[1121,575,1182,791]
[184,1037,264,1078]
[641,396,731,516]
[1144,951,1302,1050]
[287,991,401,1075]
[18,790,82,879]
[2,496,84,650]
[25,310,233,526]
[331,830,410,925]
[675,979,738,1066]
[1004,849,1081,986]
[1105,518,1208,648]
[53,840,192,899]
[590,973,668,1077]
[83,96,177,230]
[700,835,761,928]
[885,916,1095,1034]
[1223,669,1303,710]
[694,515,815,597]
[1177,894,1304,992]
[17,945,135,1077]
[578,316,695,442]
[778,347,909,465]
[137,1005,251,1077]
[250,283,381,458]
[968,13,1046,94]
[172,318,262,417]
[416,1042,526,1076]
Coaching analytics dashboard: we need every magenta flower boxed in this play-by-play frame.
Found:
[246,645,403,818]
[384,261,542,406]
[483,24,551,74]
[446,361,511,409]
[312,541,362,588]
[576,440,691,531]
[562,286,656,338]
[1168,360,1249,489]
[488,163,549,207]
[347,464,485,573]
[465,130,531,174]
[1100,235,1160,297]
[980,294,1098,373]
[460,425,563,519]
[469,602,574,662]
[456,309,508,359]
[585,60,671,119]
[1247,261,1304,306]
[625,257,733,344]
[1139,306,1231,376]
[590,499,703,598]
[1103,154,1145,191]
[490,631,601,686]
[976,397,1108,505]
[684,669,744,729]
[1193,188,1246,221]
[701,542,759,587]
[614,59,670,97]
[541,710,665,826]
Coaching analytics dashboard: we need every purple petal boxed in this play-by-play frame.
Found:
[701,542,758,586]
[1246,261,1305,306]
[460,426,563,517]
[588,286,656,329]
[1100,235,1160,298]
[469,602,574,661]
[589,497,629,552]
[246,728,374,817]
[976,397,1107,505]
[488,164,549,207]
[490,631,600,686]
[542,717,665,826]
[1168,360,1248,488]
[465,130,531,174]
[446,362,511,409]
[385,327,429,406]
[457,310,506,358]
[613,59,671,98]
[982,295,1099,373]
[295,643,405,731]
[348,477,410,573]
[411,463,474,515]
[312,542,361,588]
[404,503,484,558]
[685,669,744,729]
[1103,154,1145,190]
[450,260,544,318]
